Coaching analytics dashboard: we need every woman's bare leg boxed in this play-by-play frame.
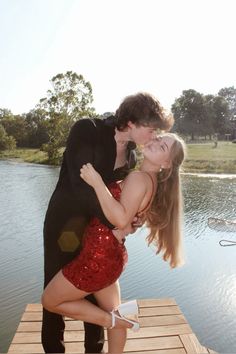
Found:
[94,281,127,354]
[42,271,133,334]
[42,271,111,327]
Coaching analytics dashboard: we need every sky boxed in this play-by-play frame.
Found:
[0,0,236,115]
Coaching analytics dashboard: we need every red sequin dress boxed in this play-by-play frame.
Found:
[62,182,128,292]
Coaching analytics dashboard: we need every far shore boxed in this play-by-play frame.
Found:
[1,141,236,174]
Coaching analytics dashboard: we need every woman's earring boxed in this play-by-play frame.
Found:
[159,166,163,172]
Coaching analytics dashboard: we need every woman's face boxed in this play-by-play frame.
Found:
[142,135,175,168]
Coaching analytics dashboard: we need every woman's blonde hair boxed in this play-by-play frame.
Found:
[146,133,186,268]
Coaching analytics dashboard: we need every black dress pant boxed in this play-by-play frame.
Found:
[42,215,105,353]
[41,295,104,353]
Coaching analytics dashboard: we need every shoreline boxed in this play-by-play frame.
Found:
[1,157,236,176]
[182,171,236,178]
[1,141,236,174]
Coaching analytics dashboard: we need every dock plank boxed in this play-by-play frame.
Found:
[8,299,217,353]
[180,334,209,353]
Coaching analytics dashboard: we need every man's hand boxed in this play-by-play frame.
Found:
[80,163,102,187]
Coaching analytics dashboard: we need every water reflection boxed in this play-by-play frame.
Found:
[0,161,236,353]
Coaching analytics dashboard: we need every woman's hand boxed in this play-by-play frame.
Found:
[112,218,144,244]
[112,229,127,244]
[80,163,102,187]
[131,215,146,229]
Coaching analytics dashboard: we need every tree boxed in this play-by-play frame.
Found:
[38,71,95,120]
[171,90,206,140]
[1,115,28,147]
[0,124,16,150]
[41,113,67,163]
[24,109,49,148]
[0,109,27,147]
[37,71,96,163]
[218,86,236,120]
[209,95,230,136]
[218,86,236,138]
[203,95,217,138]
[0,108,13,120]
[99,112,114,118]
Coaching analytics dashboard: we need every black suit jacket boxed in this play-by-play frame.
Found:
[43,117,136,268]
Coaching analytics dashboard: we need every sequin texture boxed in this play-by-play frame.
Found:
[62,182,128,292]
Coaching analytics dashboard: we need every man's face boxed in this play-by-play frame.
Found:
[128,122,157,145]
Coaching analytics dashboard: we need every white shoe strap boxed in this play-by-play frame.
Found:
[109,311,116,329]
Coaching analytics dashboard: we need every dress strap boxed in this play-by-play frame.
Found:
[136,172,155,216]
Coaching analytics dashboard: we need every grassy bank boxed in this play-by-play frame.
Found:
[1,141,236,173]
[183,141,236,173]
[0,148,48,164]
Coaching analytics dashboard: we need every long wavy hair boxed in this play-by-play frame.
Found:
[145,133,186,268]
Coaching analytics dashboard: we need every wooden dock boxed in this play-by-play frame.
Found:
[8,298,217,353]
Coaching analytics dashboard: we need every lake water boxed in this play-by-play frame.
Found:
[0,160,236,353]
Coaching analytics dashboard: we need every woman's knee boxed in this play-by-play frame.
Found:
[41,289,55,312]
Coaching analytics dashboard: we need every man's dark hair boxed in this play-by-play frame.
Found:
[115,92,174,131]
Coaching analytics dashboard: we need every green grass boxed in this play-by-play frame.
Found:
[1,141,236,173]
[186,141,236,160]
[183,141,236,173]
[0,148,48,164]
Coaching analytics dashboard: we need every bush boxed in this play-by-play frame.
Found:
[0,124,16,150]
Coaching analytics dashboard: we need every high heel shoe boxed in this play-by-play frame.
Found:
[117,300,139,317]
[109,300,140,332]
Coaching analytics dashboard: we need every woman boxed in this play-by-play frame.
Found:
[42,133,185,353]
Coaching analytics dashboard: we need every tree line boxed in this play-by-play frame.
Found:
[0,71,96,163]
[171,87,236,141]
[1,70,236,163]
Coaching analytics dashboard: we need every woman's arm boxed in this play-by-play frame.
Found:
[80,163,147,229]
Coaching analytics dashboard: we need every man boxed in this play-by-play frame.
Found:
[42,92,174,353]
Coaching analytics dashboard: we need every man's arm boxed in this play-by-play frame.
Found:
[65,119,114,227]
